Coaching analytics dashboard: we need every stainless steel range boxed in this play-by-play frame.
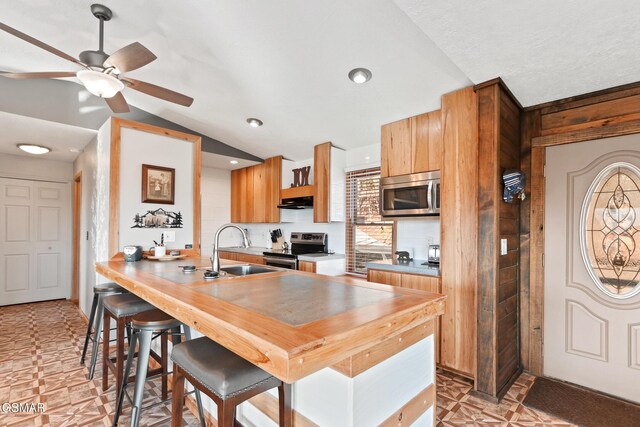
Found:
[263,232,328,270]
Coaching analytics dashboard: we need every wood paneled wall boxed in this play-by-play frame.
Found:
[475,79,523,399]
[440,86,478,378]
[520,80,640,376]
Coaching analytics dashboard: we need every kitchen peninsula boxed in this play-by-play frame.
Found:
[96,257,445,426]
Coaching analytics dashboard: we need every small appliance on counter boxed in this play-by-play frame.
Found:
[123,245,143,262]
[395,251,413,263]
[427,244,440,264]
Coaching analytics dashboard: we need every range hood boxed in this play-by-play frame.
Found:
[278,196,314,209]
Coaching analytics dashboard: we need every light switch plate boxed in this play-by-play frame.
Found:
[501,238,508,255]
[162,231,176,243]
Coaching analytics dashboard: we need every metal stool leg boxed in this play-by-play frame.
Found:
[130,329,152,427]
[81,292,99,365]
[113,329,138,426]
[183,325,206,427]
[88,293,106,379]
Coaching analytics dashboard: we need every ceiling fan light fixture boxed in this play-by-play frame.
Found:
[76,69,124,98]
[17,144,51,155]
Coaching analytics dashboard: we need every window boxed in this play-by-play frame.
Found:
[346,168,393,274]
[581,162,640,299]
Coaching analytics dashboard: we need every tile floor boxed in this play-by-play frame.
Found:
[0,300,575,426]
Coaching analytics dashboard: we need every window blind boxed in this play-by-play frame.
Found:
[345,168,393,274]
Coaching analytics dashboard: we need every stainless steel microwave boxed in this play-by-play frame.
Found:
[380,171,440,217]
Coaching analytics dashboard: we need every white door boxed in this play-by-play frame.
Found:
[0,178,70,305]
[544,134,640,403]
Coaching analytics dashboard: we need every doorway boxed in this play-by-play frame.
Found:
[0,178,71,305]
[544,134,640,403]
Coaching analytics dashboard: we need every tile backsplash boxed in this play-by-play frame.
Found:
[395,217,440,260]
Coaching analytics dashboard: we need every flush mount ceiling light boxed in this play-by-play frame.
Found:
[348,68,372,84]
[17,144,51,155]
[246,118,263,128]
[230,160,239,165]
[76,70,124,98]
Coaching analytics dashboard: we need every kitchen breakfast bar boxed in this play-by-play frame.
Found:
[96,257,445,426]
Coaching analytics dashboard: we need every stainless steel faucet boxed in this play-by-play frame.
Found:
[211,224,250,273]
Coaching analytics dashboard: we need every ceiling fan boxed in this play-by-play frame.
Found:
[0,4,193,113]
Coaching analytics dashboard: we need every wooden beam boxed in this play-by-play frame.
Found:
[528,146,545,376]
[519,109,538,372]
[476,83,501,397]
[532,118,640,147]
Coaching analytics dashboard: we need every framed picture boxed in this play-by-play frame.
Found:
[142,164,175,204]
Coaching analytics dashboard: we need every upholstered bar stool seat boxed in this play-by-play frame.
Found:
[101,293,156,396]
[94,282,127,293]
[171,337,292,427]
[103,293,154,317]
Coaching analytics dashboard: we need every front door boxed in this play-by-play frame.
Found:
[544,134,640,403]
[0,178,70,305]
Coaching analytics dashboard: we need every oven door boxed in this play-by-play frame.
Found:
[264,256,298,270]
[380,177,440,217]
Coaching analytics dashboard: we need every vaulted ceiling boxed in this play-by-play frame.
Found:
[393,0,640,107]
[2,1,638,162]
[0,0,469,161]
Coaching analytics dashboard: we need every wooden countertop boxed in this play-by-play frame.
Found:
[96,257,445,383]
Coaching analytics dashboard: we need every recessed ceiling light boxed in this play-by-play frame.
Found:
[364,156,371,161]
[348,68,372,84]
[17,144,51,155]
[230,160,239,165]
[246,118,263,128]
[69,148,81,153]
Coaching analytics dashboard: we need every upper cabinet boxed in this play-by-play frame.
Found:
[381,110,442,178]
[230,156,282,223]
[314,142,346,223]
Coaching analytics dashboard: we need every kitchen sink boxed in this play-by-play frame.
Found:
[220,265,278,276]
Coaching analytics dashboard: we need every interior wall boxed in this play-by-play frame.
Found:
[0,153,73,182]
[200,167,234,254]
[73,120,111,316]
[395,218,440,260]
[118,127,194,252]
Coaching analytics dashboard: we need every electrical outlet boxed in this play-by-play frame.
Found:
[426,236,434,247]
[501,238,508,255]
[162,231,175,243]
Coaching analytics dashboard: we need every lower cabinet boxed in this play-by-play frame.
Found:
[218,251,264,265]
[298,260,317,273]
[367,268,441,364]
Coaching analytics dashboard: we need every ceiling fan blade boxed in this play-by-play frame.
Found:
[105,92,130,113]
[0,22,84,66]
[0,71,77,79]
[103,42,157,73]
[122,78,193,107]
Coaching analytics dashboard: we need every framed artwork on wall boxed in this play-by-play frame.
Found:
[142,164,175,204]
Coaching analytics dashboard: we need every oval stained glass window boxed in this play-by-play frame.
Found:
[580,162,640,299]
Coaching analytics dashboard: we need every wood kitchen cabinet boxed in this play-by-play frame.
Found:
[313,142,346,223]
[231,156,282,223]
[218,251,264,265]
[381,111,442,178]
[298,260,316,273]
[367,268,441,363]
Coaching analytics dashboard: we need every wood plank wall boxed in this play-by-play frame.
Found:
[440,86,478,378]
[475,79,522,399]
[520,80,640,376]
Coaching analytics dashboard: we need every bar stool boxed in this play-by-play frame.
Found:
[113,309,205,427]
[171,336,292,427]
[80,282,127,379]
[102,293,155,395]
